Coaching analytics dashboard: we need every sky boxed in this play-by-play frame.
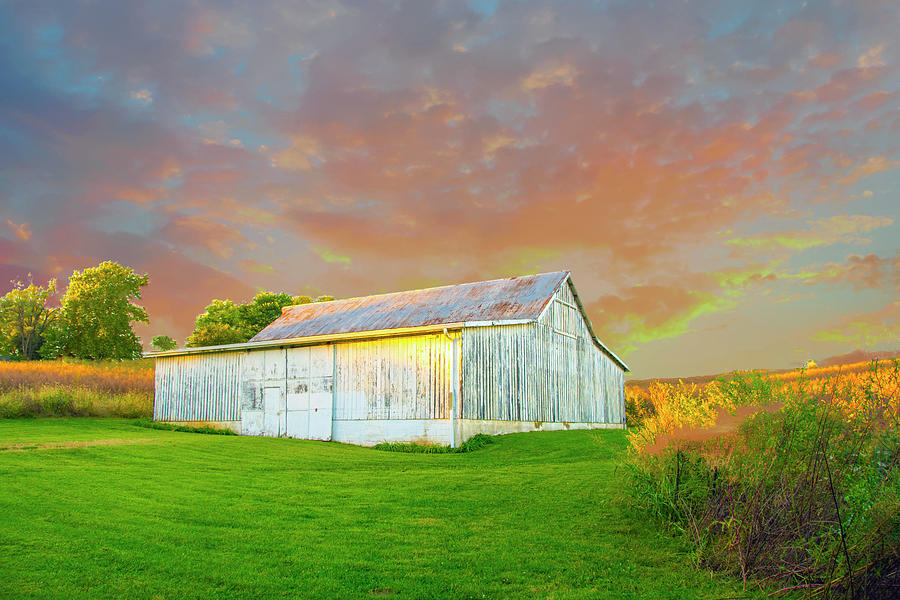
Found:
[1,0,898,378]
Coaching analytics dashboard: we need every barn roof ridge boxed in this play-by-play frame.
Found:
[287,270,570,311]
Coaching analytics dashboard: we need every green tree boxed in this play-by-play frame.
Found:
[241,291,296,334]
[0,278,58,360]
[151,335,177,351]
[186,291,334,347]
[185,299,249,347]
[58,261,150,360]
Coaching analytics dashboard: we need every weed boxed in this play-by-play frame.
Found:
[132,418,236,435]
[373,433,493,454]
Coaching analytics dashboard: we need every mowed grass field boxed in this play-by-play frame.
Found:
[0,420,771,600]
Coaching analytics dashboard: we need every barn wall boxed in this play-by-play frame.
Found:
[460,280,625,426]
[153,351,243,423]
[333,333,454,421]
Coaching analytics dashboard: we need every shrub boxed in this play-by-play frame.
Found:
[627,361,900,598]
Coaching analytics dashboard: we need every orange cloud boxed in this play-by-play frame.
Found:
[815,300,900,347]
[838,156,900,185]
[5,220,31,242]
[162,215,250,259]
[810,252,900,291]
[728,215,894,252]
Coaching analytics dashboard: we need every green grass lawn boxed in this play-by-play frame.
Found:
[0,419,772,599]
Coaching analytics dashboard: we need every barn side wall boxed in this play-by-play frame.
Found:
[459,280,625,433]
[153,352,243,423]
[332,334,455,446]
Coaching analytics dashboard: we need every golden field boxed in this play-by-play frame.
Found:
[0,359,154,418]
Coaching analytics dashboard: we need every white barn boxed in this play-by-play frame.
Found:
[149,271,628,446]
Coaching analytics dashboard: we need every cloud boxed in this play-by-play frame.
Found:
[814,300,900,347]
[727,215,894,251]
[857,43,886,68]
[5,220,32,241]
[810,252,900,290]
[129,88,153,104]
[161,215,251,259]
[238,259,275,274]
[837,156,900,185]
[2,0,900,374]
[272,136,323,171]
[521,63,578,90]
[587,276,732,354]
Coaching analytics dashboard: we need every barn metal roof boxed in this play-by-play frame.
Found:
[251,271,569,342]
[146,271,628,371]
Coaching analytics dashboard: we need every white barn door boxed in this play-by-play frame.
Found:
[308,346,333,440]
[285,345,333,441]
[263,386,285,437]
[242,348,288,437]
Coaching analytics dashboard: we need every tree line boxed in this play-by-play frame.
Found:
[0,260,333,361]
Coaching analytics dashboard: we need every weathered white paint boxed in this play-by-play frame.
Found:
[460,280,625,426]
[262,386,285,437]
[333,334,454,421]
[332,419,452,446]
[154,351,242,422]
[457,419,624,440]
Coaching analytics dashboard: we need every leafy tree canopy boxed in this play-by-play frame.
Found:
[151,335,177,351]
[0,278,58,360]
[56,261,150,360]
[186,291,332,347]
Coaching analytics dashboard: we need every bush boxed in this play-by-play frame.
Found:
[627,361,900,598]
[624,386,655,427]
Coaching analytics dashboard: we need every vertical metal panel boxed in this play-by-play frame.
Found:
[333,333,453,420]
[461,280,625,424]
[153,351,243,422]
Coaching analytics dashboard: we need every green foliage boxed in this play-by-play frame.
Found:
[54,261,149,360]
[132,418,236,435]
[628,364,900,597]
[373,433,494,454]
[150,335,177,351]
[0,278,58,360]
[624,386,655,427]
[186,291,334,347]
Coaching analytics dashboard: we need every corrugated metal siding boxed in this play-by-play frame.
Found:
[334,334,453,420]
[154,352,242,421]
[461,281,625,423]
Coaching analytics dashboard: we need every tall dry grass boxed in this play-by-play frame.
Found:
[0,359,154,418]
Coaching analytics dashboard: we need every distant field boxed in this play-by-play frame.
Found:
[0,359,153,418]
[627,356,900,390]
[0,420,773,600]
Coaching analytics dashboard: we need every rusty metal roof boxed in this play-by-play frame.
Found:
[250,271,569,342]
